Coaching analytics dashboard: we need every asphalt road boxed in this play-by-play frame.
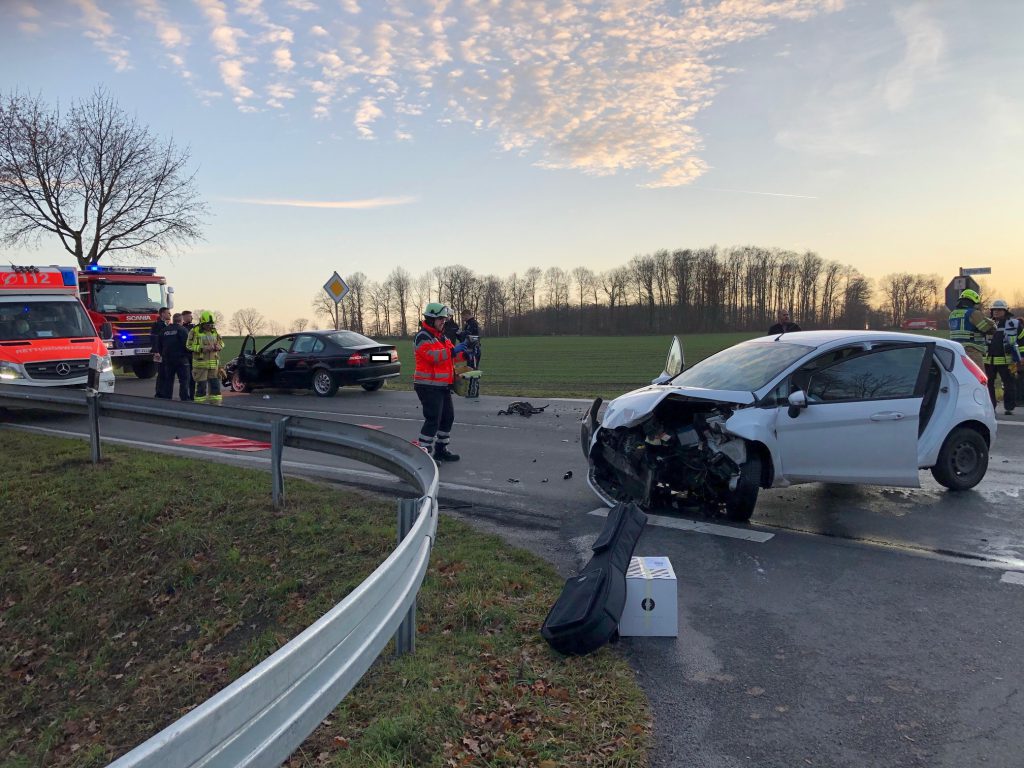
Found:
[6,378,1024,768]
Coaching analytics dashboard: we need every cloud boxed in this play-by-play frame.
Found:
[354,96,383,137]
[884,3,945,111]
[69,0,131,71]
[223,196,417,209]
[286,0,319,11]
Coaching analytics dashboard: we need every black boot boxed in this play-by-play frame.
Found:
[433,446,460,462]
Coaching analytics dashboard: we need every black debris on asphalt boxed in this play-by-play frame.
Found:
[563,471,573,480]
[498,401,549,417]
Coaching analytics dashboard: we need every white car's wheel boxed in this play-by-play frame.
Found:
[722,452,762,523]
[931,427,988,490]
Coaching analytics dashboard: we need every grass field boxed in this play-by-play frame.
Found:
[220,333,762,399]
[0,430,648,767]
[219,330,950,399]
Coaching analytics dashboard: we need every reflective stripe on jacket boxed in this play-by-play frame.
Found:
[186,326,223,369]
[948,306,994,353]
[413,322,456,387]
[985,316,1022,366]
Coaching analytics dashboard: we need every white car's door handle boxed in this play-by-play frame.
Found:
[870,412,904,421]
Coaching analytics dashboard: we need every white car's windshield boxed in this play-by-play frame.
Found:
[672,341,812,391]
[0,300,96,341]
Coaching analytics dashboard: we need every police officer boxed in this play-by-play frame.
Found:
[984,299,1021,415]
[181,309,196,399]
[414,303,462,462]
[457,308,481,368]
[186,310,224,405]
[159,313,192,401]
[150,306,171,397]
[948,289,994,369]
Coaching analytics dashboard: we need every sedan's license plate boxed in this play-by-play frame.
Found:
[370,354,390,361]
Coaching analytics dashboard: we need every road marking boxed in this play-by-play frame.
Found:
[6,424,514,498]
[589,507,774,543]
[1001,572,1024,586]
[250,404,518,430]
[996,420,1023,427]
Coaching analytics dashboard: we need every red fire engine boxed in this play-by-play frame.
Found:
[77,266,173,379]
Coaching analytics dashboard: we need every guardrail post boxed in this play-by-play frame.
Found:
[271,417,290,508]
[394,497,419,657]
[86,391,102,464]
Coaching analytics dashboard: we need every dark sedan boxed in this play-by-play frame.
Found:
[225,330,400,396]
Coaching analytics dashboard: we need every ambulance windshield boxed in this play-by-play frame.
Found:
[93,282,164,313]
[0,300,95,341]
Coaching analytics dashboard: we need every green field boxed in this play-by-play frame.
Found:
[217,330,949,399]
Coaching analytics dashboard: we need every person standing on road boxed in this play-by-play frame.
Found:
[160,313,193,401]
[150,306,171,398]
[768,309,800,335]
[181,310,196,400]
[187,310,224,405]
[457,307,482,368]
[984,299,1021,415]
[414,303,462,462]
[948,289,994,369]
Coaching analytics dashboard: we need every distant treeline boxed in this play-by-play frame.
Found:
[248,246,947,338]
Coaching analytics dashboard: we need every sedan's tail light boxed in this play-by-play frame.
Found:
[391,350,398,361]
[348,353,368,366]
[961,354,988,385]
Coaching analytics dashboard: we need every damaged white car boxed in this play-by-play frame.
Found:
[581,331,998,522]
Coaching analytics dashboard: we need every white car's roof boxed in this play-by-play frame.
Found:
[745,329,953,349]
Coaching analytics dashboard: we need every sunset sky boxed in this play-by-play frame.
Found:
[1,0,1022,327]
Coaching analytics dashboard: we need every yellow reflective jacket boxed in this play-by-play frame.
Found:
[186,325,223,369]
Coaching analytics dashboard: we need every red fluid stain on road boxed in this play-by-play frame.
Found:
[172,434,271,451]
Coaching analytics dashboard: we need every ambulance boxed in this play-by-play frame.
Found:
[0,265,115,392]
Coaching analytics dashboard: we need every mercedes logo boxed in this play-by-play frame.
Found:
[55,362,72,376]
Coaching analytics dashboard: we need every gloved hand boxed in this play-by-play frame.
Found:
[1009,362,1019,375]
[452,342,468,355]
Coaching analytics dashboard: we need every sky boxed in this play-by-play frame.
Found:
[1,0,1022,328]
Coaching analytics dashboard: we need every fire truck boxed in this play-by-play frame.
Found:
[0,265,115,392]
[77,265,173,379]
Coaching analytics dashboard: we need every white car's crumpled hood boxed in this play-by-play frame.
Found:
[599,385,755,430]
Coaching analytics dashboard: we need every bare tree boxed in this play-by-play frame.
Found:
[311,291,342,330]
[267,320,284,336]
[290,318,309,332]
[0,88,207,268]
[388,266,412,337]
[230,307,266,336]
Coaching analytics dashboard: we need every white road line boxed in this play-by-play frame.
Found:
[589,507,774,543]
[248,404,518,430]
[996,420,1023,427]
[7,424,514,498]
[1000,572,1024,586]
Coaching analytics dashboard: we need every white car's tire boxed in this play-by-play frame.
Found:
[931,426,988,491]
[723,452,762,523]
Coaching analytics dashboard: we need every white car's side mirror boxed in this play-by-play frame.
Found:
[787,390,808,418]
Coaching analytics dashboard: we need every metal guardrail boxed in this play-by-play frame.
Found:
[0,384,439,768]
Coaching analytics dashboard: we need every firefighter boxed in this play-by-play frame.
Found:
[186,310,224,405]
[984,299,1021,415]
[414,303,462,462]
[948,289,994,369]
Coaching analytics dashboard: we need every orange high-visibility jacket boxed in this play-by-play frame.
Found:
[413,321,458,387]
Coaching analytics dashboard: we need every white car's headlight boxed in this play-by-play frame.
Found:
[97,356,113,374]
[0,361,26,380]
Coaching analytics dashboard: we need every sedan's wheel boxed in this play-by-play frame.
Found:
[931,427,988,490]
[360,380,384,392]
[722,452,762,523]
[230,371,249,393]
[312,369,339,397]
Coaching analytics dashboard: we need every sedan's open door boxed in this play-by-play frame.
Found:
[236,335,258,384]
[651,336,684,385]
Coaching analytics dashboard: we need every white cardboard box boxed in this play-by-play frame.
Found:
[618,556,678,637]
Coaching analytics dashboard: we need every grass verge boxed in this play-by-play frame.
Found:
[0,430,649,767]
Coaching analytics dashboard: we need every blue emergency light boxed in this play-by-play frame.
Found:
[60,268,78,287]
[84,265,157,275]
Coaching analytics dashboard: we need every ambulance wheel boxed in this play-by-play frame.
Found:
[132,360,156,379]
[360,381,384,392]
[312,369,338,397]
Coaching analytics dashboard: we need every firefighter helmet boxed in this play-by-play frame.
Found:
[423,302,451,319]
[959,289,981,304]
[199,310,216,324]
[990,299,1009,311]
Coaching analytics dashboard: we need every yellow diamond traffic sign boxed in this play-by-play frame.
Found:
[323,271,351,304]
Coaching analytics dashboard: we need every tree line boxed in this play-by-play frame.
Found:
[280,248,948,339]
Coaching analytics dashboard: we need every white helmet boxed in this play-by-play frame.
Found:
[990,299,1009,311]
